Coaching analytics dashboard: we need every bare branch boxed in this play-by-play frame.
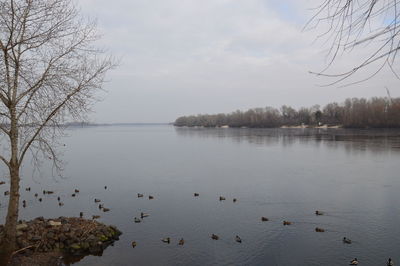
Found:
[0,154,10,168]
[308,0,400,84]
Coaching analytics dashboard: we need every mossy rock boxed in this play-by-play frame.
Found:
[99,235,108,242]
[81,242,90,250]
[70,244,81,250]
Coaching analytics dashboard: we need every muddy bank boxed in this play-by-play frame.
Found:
[0,217,121,265]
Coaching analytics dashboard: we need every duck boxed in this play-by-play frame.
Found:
[34,193,38,197]
[47,191,54,194]
[0,181,5,185]
[38,198,42,202]
[71,193,76,197]
[94,198,101,203]
[283,221,292,226]
[233,198,237,203]
[350,258,358,265]
[178,238,185,245]
[343,237,352,244]
[79,212,83,218]
[43,190,46,194]
[134,217,141,223]
[92,215,101,220]
[98,204,104,209]
[137,193,143,198]
[194,193,199,197]
[4,191,9,196]
[22,200,26,208]
[211,234,219,240]
[104,186,107,190]
[148,195,154,200]
[74,189,80,193]
[57,196,61,201]
[315,227,325,232]
[387,258,394,266]
[103,207,110,212]
[58,202,64,207]
[140,212,149,218]
[235,235,242,243]
[315,210,324,215]
[25,187,31,191]
[261,217,269,222]
[161,237,170,243]
[131,241,137,248]
[219,196,226,201]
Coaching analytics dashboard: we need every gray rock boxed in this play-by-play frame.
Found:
[16,223,28,230]
[47,232,55,239]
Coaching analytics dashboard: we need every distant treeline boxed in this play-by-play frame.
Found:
[174,97,400,128]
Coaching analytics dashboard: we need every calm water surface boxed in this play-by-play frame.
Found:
[1,125,400,266]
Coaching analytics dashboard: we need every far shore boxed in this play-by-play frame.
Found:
[174,124,344,129]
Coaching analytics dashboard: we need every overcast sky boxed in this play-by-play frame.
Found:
[79,0,400,123]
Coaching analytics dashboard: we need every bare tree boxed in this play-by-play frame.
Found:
[0,0,113,259]
[307,0,400,85]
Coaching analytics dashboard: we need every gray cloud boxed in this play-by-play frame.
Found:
[78,0,399,123]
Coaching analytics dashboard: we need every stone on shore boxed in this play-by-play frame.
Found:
[0,216,122,265]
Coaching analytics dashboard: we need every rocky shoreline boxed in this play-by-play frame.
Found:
[0,217,122,266]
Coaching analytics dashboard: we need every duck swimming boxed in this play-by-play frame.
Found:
[148,195,154,200]
[140,212,149,218]
[315,210,324,215]
[134,217,141,223]
[161,237,170,243]
[178,238,185,245]
[283,221,292,225]
[387,258,394,266]
[94,198,101,203]
[219,196,226,201]
[131,241,137,248]
[92,215,101,220]
[194,193,199,197]
[233,198,237,202]
[343,237,352,244]
[350,258,358,265]
[235,235,242,243]
[137,193,143,198]
[211,234,219,240]
[261,217,269,222]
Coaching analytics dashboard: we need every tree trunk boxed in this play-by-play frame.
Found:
[0,107,20,264]
[0,165,20,264]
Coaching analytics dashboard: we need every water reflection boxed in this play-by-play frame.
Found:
[1,125,399,266]
[175,127,400,153]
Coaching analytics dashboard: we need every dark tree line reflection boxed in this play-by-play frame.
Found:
[175,127,400,154]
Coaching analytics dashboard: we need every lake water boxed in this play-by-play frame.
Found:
[1,125,400,266]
